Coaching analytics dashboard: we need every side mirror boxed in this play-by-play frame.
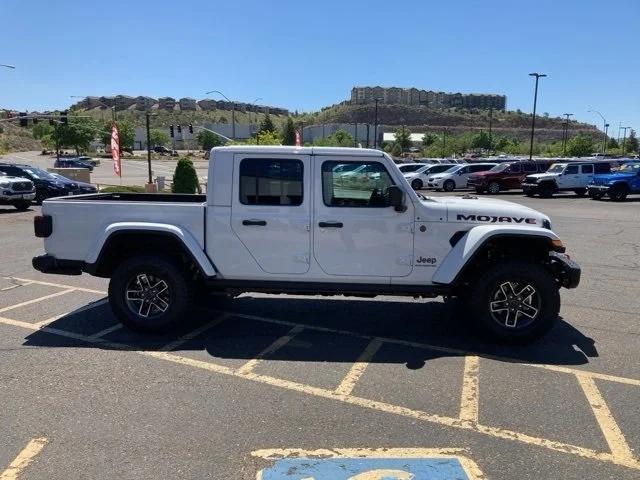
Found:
[387,185,407,212]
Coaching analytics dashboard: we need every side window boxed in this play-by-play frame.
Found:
[322,161,395,208]
[239,158,303,206]
[458,166,469,174]
[471,165,490,173]
[581,165,594,174]
[565,165,579,174]
[595,163,610,173]
[508,163,522,173]
[523,163,537,173]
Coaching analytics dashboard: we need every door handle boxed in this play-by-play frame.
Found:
[242,219,267,226]
[318,221,343,228]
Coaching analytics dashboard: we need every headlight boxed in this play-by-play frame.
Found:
[542,219,552,230]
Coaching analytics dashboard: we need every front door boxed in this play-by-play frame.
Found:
[231,154,311,274]
[557,164,581,189]
[313,157,414,277]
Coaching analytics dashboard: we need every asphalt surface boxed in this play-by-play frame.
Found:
[0,156,639,479]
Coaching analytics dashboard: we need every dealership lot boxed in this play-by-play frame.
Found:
[1,192,639,479]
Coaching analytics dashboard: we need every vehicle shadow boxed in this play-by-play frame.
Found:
[21,294,597,369]
[0,207,32,214]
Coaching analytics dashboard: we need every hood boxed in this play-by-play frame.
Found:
[434,195,550,228]
[527,172,559,180]
[593,172,636,182]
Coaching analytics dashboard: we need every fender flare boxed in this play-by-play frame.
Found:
[86,222,216,277]
[431,225,560,285]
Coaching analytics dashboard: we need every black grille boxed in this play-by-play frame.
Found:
[11,181,33,192]
[524,176,537,183]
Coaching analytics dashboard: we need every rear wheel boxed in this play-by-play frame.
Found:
[13,201,31,211]
[538,183,554,198]
[411,178,423,190]
[487,182,501,194]
[609,184,628,202]
[108,255,192,333]
[469,262,560,343]
[443,180,456,192]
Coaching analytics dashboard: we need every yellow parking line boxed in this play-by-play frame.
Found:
[6,277,106,295]
[236,325,304,375]
[0,289,75,314]
[159,314,230,352]
[0,437,47,480]
[576,374,635,462]
[0,315,638,470]
[460,355,480,424]
[334,338,384,396]
[0,281,33,292]
[224,311,640,388]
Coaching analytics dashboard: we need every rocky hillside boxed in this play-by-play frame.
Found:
[0,122,41,154]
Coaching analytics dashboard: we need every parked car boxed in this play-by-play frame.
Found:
[397,163,430,174]
[587,161,640,201]
[467,161,551,194]
[0,172,35,210]
[32,145,580,343]
[77,155,100,167]
[404,163,457,190]
[54,158,94,171]
[0,163,89,203]
[49,173,98,195]
[522,161,612,198]
[427,163,498,191]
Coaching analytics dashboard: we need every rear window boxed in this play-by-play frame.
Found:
[594,163,611,173]
[523,163,538,173]
[581,165,594,174]
[239,158,303,206]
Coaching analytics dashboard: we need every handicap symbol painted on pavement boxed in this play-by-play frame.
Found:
[253,448,484,480]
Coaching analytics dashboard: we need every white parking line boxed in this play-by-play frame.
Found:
[0,289,75,314]
[5,277,106,295]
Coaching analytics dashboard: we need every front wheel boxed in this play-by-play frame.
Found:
[538,183,554,198]
[469,262,560,343]
[443,180,456,192]
[411,178,423,190]
[108,255,192,333]
[609,184,628,202]
[487,182,501,194]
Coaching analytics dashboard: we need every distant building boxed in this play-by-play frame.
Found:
[351,86,506,111]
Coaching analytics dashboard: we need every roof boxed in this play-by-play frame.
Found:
[211,146,386,157]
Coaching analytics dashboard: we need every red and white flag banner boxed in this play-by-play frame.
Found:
[111,122,121,177]
[295,129,301,147]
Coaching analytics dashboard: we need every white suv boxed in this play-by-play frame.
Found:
[404,163,457,190]
[0,172,35,210]
[427,163,497,191]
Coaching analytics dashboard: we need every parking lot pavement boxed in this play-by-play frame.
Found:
[1,192,639,479]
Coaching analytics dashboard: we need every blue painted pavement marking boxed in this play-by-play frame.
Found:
[258,457,471,479]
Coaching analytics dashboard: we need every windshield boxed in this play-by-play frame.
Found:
[399,164,423,173]
[24,168,57,180]
[489,163,511,172]
[619,163,640,173]
[441,165,461,175]
[547,164,566,174]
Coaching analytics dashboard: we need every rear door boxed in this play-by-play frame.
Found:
[502,163,522,189]
[231,154,311,274]
[313,156,414,277]
[580,164,594,187]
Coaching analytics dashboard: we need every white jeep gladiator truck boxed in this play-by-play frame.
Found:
[32,146,580,342]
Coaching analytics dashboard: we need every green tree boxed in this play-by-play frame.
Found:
[566,134,594,157]
[148,129,170,147]
[243,131,282,145]
[259,113,276,134]
[608,137,619,149]
[390,143,402,157]
[470,131,492,150]
[32,122,53,140]
[100,120,135,152]
[196,130,223,150]
[394,128,412,151]
[313,129,353,147]
[172,157,199,193]
[218,115,228,124]
[53,119,98,154]
[281,117,296,146]
[624,129,638,153]
[421,132,438,147]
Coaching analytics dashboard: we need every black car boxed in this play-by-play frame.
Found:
[0,163,95,204]
[49,173,98,195]
[54,158,94,171]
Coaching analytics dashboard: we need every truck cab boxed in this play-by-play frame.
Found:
[32,146,580,342]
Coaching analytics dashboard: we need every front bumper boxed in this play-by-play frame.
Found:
[32,254,84,276]
[587,185,610,192]
[522,183,539,192]
[0,191,36,201]
[549,252,581,289]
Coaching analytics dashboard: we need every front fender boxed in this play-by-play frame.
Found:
[431,225,560,285]
[86,222,216,277]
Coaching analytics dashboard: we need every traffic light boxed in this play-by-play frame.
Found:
[60,110,68,125]
[19,112,28,127]
[177,125,182,134]
[169,125,175,138]
[188,124,193,134]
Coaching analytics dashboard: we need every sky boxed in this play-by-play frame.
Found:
[2,0,639,133]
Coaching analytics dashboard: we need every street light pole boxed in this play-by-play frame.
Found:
[528,72,547,161]
[621,126,631,154]
[0,64,15,69]
[488,107,493,151]
[373,98,380,149]
[562,113,573,156]
[587,110,607,154]
[146,112,153,185]
[206,90,235,140]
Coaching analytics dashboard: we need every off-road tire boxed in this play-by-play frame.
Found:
[108,255,192,333]
[469,261,560,343]
[609,184,628,202]
[538,183,555,198]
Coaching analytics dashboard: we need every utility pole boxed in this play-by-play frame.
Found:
[488,107,493,152]
[300,121,304,145]
[528,73,547,161]
[373,98,380,149]
[621,126,631,154]
[145,112,153,185]
[206,90,236,140]
[562,113,573,156]
[354,122,358,147]
[442,129,447,159]
[366,124,370,148]
[604,123,609,155]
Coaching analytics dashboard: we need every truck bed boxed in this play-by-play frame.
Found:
[52,193,206,203]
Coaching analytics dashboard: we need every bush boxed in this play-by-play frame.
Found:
[172,157,199,193]
[100,185,146,193]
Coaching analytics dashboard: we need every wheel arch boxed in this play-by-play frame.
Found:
[432,226,562,286]
[85,223,216,278]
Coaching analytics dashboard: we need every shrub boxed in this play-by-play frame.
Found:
[100,185,145,193]
[172,157,199,193]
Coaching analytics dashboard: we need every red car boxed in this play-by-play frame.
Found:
[467,161,551,194]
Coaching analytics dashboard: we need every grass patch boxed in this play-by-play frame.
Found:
[99,185,146,193]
